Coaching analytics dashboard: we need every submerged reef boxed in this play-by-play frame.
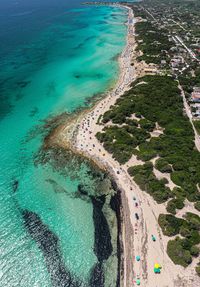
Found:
[22,210,83,287]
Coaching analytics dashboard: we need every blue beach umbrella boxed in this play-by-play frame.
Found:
[154,267,161,274]
[136,255,141,261]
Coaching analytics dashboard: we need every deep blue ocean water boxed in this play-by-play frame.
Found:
[0,0,132,286]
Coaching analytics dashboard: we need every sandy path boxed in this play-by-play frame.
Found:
[59,5,199,287]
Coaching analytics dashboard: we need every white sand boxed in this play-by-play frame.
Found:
[60,5,199,287]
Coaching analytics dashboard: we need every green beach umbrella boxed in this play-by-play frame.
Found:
[154,267,161,274]
[136,279,141,285]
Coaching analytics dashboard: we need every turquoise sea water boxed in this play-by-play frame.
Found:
[0,1,129,286]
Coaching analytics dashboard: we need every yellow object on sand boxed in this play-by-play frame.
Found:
[154,263,161,269]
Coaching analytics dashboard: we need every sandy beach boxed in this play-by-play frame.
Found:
[54,4,199,287]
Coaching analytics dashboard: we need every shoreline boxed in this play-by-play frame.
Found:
[46,5,137,286]
[50,4,137,160]
[75,6,137,286]
[46,3,199,287]
[70,5,137,286]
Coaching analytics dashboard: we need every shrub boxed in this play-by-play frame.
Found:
[139,119,155,132]
[129,163,171,203]
[160,178,169,185]
[171,187,186,199]
[135,112,142,118]
[188,230,200,246]
[128,162,153,177]
[190,246,199,257]
[174,198,185,209]
[155,158,172,173]
[153,190,170,203]
[184,213,200,230]
[171,171,189,186]
[158,214,185,236]
[137,150,157,161]
[166,200,176,214]
[180,226,191,238]
[125,119,138,127]
[167,237,192,267]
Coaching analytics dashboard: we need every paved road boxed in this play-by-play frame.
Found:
[142,7,159,24]
[171,19,187,31]
[174,35,200,62]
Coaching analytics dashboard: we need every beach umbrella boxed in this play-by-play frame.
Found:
[154,267,161,274]
[154,263,162,274]
[154,263,161,269]
[136,256,141,261]
[136,279,141,285]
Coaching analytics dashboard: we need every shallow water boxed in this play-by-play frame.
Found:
[0,0,128,286]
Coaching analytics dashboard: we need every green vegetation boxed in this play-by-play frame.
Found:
[179,68,200,94]
[194,120,200,135]
[166,200,177,214]
[140,0,200,47]
[166,197,184,214]
[171,187,186,199]
[155,158,172,173]
[96,125,149,164]
[139,118,155,131]
[135,21,171,65]
[97,75,200,204]
[159,213,200,266]
[167,237,192,267]
[159,213,200,238]
[128,162,171,203]
[190,245,199,257]
[96,75,200,270]
[158,214,186,236]
[130,0,200,276]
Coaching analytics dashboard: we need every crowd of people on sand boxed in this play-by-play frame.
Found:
[75,8,163,286]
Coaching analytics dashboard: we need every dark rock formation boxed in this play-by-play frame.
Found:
[91,195,113,262]
[22,210,82,287]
